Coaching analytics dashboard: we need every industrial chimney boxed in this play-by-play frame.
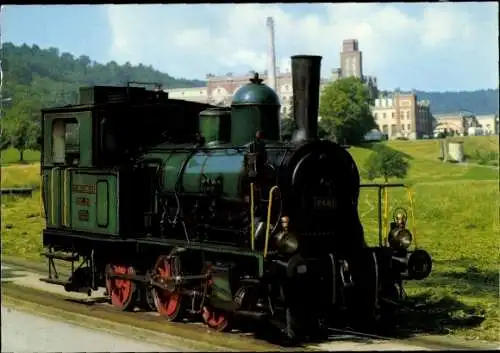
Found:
[291,55,322,140]
[266,17,277,92]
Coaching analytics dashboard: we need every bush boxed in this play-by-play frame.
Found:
[474,150,499,166]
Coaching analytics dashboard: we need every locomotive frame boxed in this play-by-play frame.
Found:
[38,55,433,342]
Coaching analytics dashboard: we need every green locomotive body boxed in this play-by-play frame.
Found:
[39,56,433,342]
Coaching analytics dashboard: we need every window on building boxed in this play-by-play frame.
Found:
[383,112,387,119]
[406,111,410,119]
[407,124,411,130]
[382,124,388,134]
[391,112,395,118]
[391,124,396,134]
[374,112,378,119]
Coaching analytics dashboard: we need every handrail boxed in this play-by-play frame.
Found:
[50,167,60,225]
[383,185,389,240]
[264,186,279,258]
[40,175,45,217]
[360,183,406,188]
[63,168,70,227]
[250,182,255,251]
[360,183,417,248]
[406,186,417,248]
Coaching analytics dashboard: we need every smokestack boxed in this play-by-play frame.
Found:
[291,55,322,140]
[266,17,277,91]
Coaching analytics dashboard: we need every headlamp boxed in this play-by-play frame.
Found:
[407,249,432,280]
[275,232,299,254]
[273,216,299,255]
[389,228,413,250]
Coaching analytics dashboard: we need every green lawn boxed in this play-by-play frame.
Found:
[359,181,499,341]
[382,136,499,167]
[350,136,499,184]
[1,148,40,165]
[1,137,499,341]
[1,192,45,259]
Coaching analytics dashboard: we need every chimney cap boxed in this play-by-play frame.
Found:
[291,55,322,60]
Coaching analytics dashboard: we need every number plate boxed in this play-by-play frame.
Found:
[312,197,335,210]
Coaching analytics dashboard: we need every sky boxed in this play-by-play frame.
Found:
[2,3,498,91]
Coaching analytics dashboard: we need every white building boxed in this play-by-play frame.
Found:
[166,87,209,103]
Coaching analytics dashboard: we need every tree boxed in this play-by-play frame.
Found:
[2,98,41,161]
[280,116,298,141]
[0,131,10,151]
[319,77,376,145]
[281,105,328,141]
[3,116,40,162]
[364,146,410,182]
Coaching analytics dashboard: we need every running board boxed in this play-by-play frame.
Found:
[234,310,269,320]
[41,250,79,262]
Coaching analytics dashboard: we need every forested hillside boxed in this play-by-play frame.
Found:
[0,42,205,158]
[0,42,498,161]
[3,42,498,114]
[415,89,499,115]
[2,42,205,108]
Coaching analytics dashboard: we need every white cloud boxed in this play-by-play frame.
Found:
[106,3,498,90]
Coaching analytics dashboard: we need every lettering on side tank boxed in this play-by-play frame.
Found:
[78,210,89,222]
[72,184,96,194]
[76,197,91,206]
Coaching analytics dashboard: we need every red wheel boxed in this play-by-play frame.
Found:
[202,306,231,332]
[105,264,137,311]
[151,255,184,321]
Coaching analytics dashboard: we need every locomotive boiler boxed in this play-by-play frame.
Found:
[39,55,433,342]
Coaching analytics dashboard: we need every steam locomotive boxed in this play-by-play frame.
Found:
[39,55,432,341]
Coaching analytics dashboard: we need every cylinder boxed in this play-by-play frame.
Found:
[291,55,322,140]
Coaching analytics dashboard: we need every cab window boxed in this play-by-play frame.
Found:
[52,118,80,164]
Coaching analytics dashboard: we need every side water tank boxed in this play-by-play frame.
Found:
[447,141,465,162]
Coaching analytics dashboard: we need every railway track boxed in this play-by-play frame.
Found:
[2,257,495,351]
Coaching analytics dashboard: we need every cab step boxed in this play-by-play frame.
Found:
[41,250,79,262]
[235,310,269,320]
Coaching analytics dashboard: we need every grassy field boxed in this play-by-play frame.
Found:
[1,148,40,165]
[359,182,499,340]
[350,137,499,340]
[384,136,499,162]
[1,137,499,341]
